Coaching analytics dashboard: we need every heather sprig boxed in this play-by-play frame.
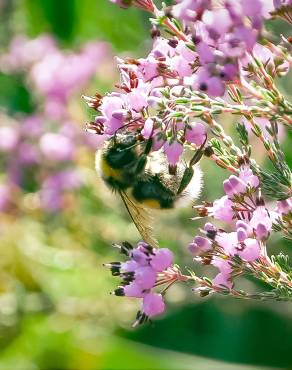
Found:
[96,0,292,325]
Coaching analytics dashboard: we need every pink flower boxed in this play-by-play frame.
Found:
[164,140,183,166]
[241,0,263,17]
[131,249,149,266]
[213,273,233,289]
[276,198,292,215]
[202,8,232,36]
[212,195,234,222]
[121,260,139,272]
[238,238,261,261]
[237,227,248,242]
[124,283,146,298]
[185,122,206,146]
[176,41,197,62]
[152,134,165,151]
[21,116,43,138]
[141,118,154,139]
[173,0,211,22]
[224,168,259,197]
[0,126,19,152]
[18,143,39,165]
[135,266,157,289]
[142,293,165,317]
[249,206,273,237]
[171,55,193,77]
[138,56,159,81]
[100,95,125,135]
[239,167,260,188]
[216,232,238,255]
[189,236,212,255]
[126,84,149,111]
[196,42,215,64]
[195,69,225,97]
[236,220,252,235]
[40,133,74,161]
[207,77,225,97]
[106,242,174,323]
[212,257,233,275]
[150,248,173,272]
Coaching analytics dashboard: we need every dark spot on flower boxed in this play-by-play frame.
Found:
[207,229,217,240]
[192,35,201,45]
[168,39,178,48]
[199,82,208,91]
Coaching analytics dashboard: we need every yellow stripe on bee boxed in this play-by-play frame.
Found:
[142,199,161,209]
[100,157,123,181]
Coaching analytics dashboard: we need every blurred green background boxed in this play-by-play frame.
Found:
[0,1,291,369]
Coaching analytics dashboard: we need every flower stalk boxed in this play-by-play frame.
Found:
[96,0,292,325]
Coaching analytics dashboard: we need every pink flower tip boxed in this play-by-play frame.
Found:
[142,293,165,317]
[150,248,173,272]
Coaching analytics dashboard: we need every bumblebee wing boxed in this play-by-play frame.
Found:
[119,190,158,248]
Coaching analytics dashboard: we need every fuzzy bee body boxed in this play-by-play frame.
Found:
[96,132,203,245]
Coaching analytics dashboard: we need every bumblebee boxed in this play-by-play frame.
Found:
[96,130,204,246]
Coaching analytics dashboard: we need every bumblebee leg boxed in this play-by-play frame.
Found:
[177,137,207,195]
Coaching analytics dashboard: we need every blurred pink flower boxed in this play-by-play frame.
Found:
[0,126,19,152]
[39,133,74,162]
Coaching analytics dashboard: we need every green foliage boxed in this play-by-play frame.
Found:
[0,73,35,114]
[271,253,292,275]
[22,0,77,42]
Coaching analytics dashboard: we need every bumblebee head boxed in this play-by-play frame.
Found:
[97,132,147,191]
[106,132,141,169]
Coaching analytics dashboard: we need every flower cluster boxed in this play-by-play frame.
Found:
[100,0,292,325]
[85,45,207,166]
[86,0,291,171]
[173,0,274,96]
[190,164,284,289]
[0,35,111,213]
[105,241,178,325]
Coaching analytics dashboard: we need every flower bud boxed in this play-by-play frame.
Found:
[223,179,234,196]
[141,118,154,139]
[194,236,212,251]
[237,227,248,242]
[150,248,173,272]
[276,198,292,215]
[134,266,156,289]
[124,282,145,298]
[228,175,246,194]
[256,223,269,240]
[164,140,183,166]
[185,122,206,146]
[142,293,165,317]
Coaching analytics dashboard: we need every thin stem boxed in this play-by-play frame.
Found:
[153,4,189,42]
[181,273,292,301]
